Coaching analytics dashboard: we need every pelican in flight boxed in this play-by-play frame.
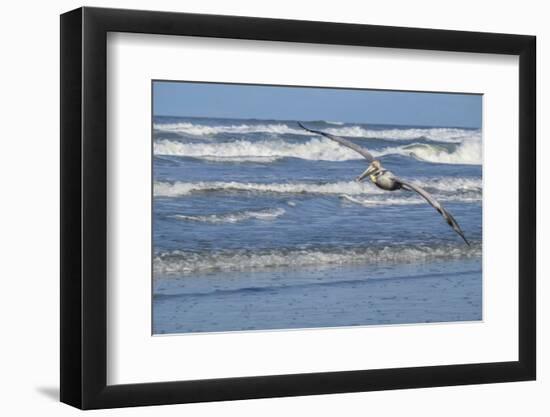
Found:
[297,122,470,245]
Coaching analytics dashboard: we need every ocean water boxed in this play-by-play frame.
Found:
[152,116,482,334]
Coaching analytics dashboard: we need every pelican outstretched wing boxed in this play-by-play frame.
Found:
[398,179,470,246]
[297,122,374,161]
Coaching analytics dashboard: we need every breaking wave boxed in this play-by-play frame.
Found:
[154,177,482,198]
[153,243,482,275]
[323,126,480,143]
[340,192,481,207]
[381,141,482,165]
[154,137,481,165]
[154,180,378,197]
[172,208,285,224]
[154,121,480,143]
[154,122,302,136]
[154,138,357,161]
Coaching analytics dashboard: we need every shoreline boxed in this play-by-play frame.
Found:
[153,258,482,334]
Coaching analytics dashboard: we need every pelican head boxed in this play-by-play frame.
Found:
[356,160,382,182]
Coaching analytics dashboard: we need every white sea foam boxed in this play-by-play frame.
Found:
[199,156,281,163]
[154,122,303,136]
[173,208,285,224]
[154,137,481,165]
[154,138,358,161]
[340,192,481,207]
[381,141,482,165]
[153,243,481,275]
[154,180,384,197]
[154,121,480,143]
[411,177,482,193]
[324,126,480,143]
[154,177,481,198]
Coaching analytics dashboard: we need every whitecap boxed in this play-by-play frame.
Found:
[153,180,384,197]
[153,178,481,198]
[154,138,359,161]
[154,121,480,143]
[153,243,482,275]
[380,141,482,165]
[154,122,305,136]
[172,208,285,224]
[325,126,481,143]
[154,137,481,165]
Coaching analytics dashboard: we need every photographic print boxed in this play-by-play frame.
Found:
[152,81,482,335]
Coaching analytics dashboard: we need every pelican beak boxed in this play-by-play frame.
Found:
[356,166,375,182]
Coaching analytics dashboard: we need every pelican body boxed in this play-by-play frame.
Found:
[358,160,402,191]
[297,122,470,245]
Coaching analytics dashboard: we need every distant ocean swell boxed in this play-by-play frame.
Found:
[154,137,482,165]
[153,243,482,275]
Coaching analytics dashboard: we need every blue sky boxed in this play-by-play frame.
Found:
[153,81,482,128]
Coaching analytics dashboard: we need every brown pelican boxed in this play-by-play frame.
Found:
[297,122,470,245]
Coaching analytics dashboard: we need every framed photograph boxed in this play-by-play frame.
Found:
[60,7,536,409]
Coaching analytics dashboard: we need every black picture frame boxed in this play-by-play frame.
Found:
[60,6,536,410]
